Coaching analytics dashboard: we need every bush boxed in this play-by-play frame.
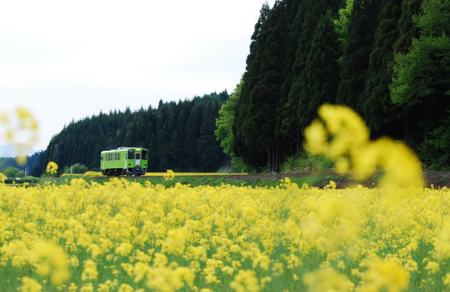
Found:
[2,166,19,178]
[281,153,334,174]
[64,163,89,174]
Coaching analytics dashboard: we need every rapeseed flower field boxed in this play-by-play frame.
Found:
[2,178,450,291]
[2,105,450,291]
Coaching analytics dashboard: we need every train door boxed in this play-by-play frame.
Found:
[135,151,141,167]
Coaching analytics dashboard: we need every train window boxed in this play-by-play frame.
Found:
[136,153,140,160]
[128,149,134,159]
[116,153,119,160]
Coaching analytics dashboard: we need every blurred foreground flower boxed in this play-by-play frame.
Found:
[0,107,39,165]
[304,104,423,188]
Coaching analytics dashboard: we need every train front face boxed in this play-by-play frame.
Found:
[126,148,148,176]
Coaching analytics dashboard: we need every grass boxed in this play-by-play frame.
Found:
[23,173,353,189]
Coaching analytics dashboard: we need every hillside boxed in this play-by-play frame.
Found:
[33,92,229,176]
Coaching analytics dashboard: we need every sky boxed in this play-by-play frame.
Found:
[0,0,274,157]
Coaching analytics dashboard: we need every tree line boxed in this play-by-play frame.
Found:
[216,0,450,172]
[32,92,229,176]
[0,152,41,177]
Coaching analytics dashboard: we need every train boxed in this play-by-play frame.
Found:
[100,147,148,176]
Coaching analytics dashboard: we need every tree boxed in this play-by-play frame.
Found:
[215,79,245,169]
[391,0,450,167]
[362,0,404,137]
[391,0,450,108]
[3,166,19,178]
[334,0,354,65]
[336,0,381,112]
[32,93,229,175]
[276,0,307,159]
[69,163,89,174]
[298,10,340,133]
[234,1,290,172]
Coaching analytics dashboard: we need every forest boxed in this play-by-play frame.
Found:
[30,0,450,175]
[215,0,450,172]
[32,92,229,176]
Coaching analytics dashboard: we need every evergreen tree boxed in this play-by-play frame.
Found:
[197,100,222,172]
[277,0,309,159]
[362,0,404,138]
[234,2,289,172]
[298,10,340,133]
[336,0,381,112]
[33,93,228,175]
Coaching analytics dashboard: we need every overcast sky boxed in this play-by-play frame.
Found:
[0,0,274,157]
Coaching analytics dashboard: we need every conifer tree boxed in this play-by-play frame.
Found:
[336,0,381,112]
[298,10,340,132]
[234,2,289,171]
[362,0,404,138]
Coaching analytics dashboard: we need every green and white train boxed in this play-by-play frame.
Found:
[100,147,148,176]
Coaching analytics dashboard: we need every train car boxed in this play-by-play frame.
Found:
[100,147,148,176]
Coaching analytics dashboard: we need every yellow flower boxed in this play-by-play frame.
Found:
[80,283,94,292]
[81,259,98,281]
[443,273,450,287]
[425,261,440,273]
[115,242,134,257]
[230,270,260,292]
[0,173,6,183]
[304,104,424,188]
[0,107,39,165]
[303,267,354,292]
[118,284,135,292]
[359,257,409,292]
[303,120,327,155]
[164,169,176,181]
[31,241,70,285]
[20,277,42,292]
[46,161,58,175]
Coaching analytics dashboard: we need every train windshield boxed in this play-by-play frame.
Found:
[142,149,148,160]
[128,149,135,159]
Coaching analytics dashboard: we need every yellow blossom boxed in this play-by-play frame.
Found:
[46,161,58,175]
[20,277,42,292]
[31,241,70,285]
[230,270,260,292]
[0,173,6,183]
[80,283,94,292]
[358,257,409,292]
[81,259,98,281]
[304,267,354,292]
[304,104,424,188]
